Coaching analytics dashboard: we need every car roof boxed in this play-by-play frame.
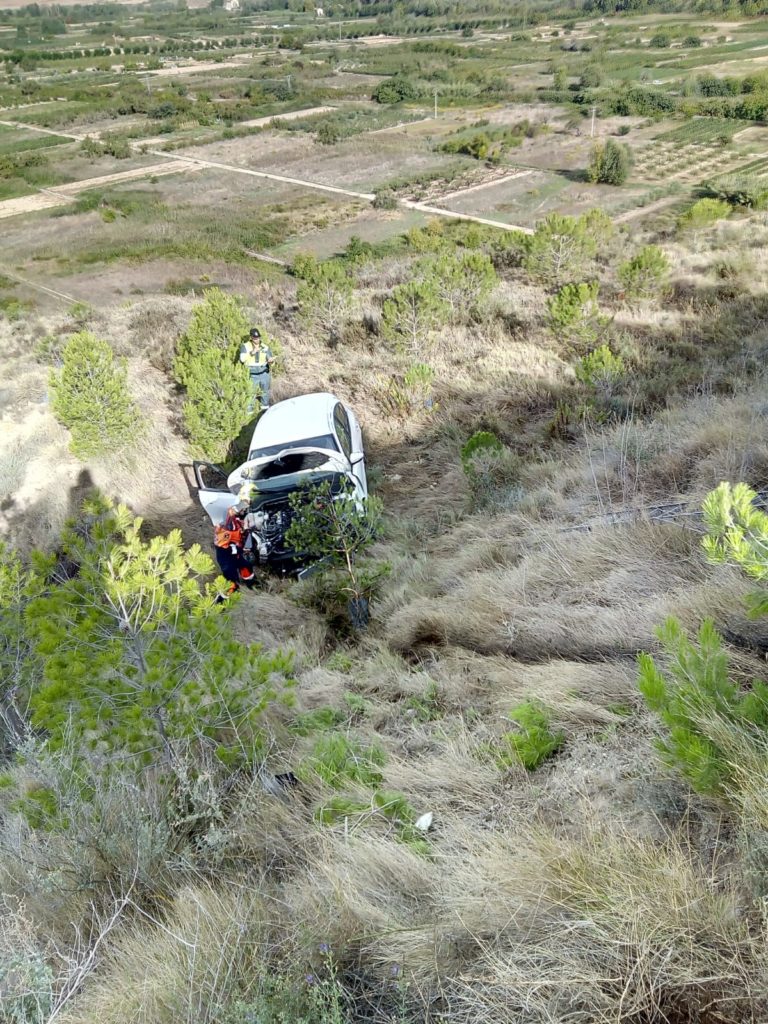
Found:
[250,392,340,449]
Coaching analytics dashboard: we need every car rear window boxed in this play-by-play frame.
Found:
[248,434,339,461]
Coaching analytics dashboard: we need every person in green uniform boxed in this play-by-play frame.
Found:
[239,327,275,412]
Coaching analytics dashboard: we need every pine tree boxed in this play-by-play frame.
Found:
[173,287,250,387]
[22,496,292,768]
[381,279,448,354]
[173,289,253,460]
[420,250,497,321]
[638,483,768,800]
[181,346,252,462]
[286,480,383,627]
[296,260,353,343]
[50,331,143,459]
[525,213,598,285]
[618,245,669,300]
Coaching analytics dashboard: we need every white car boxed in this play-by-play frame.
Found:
[194,392,367,572]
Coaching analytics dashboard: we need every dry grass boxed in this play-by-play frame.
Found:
[56,883,269,1024]
[7,187,768,1024]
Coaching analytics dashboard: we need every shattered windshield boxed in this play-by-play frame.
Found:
[245,450,332,480]
[248,434,339,461]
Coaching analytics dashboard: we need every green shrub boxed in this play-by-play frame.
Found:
[547,280,602,344]
[525,212,599,285]
[383,362,437,417]
[173,287,249,385]
[303,733,386,788]
[286,478,383,628]
[575,344,625,394]
[181,346,252,461]
[49,331,144,460]
[101,133,131,159]
[382,279,448,353]
[372,187,397,210]
[372,76,416,104]
[640,483,768,800]
[461,430,503,467]
[580,64,602,88]
[296,259,354,344]
[19,496,292,768]
[498,701,564,770]
[638,618,768,798]
[587,139,631,185]
[704,176,768,209]
[291,707,347,736]
[703,481,768,611]
[419,250,497,320]
[677,197,731,232]
[461,431,521,510]
[173,288,252,459]
[316,120,341,145]
[618,245,669,300]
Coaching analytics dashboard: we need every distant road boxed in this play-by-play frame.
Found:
[0,161,196,219]
[0,112,535,234]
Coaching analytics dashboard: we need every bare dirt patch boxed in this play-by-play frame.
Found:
[178,127,461,192]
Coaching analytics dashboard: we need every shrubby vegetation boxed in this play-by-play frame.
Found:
[640,484,768,802]
[173,288,252,461]
[587,139,631,185]
[618,245,669,300]
[50,331,144,460]
[10,5,768,1023]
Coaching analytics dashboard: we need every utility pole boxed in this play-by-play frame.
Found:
[434,88,438,119]
[590,105,597,138]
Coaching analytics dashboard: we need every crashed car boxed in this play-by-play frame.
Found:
[194,392,367,575]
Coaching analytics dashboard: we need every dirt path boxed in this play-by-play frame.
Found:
[0,192,72,220]
[614,193,681,224]
[240,105,338,129]
[149,148,378,200]
[50,160,196,194]
[402,197,534,234]
[0,118,87,141]
[0,114,535,234]
[144,55,254,78]
[0,161,196,219]
[0,266,78,302]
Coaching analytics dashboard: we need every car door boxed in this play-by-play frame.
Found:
[336,402,367,498]
[193,461,236,526]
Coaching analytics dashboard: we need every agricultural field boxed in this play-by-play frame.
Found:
[6,2,768,1024]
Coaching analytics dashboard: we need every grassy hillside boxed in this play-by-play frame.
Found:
[3,188,768,1023]
[5,2,768,1020]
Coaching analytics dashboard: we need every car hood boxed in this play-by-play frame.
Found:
[227,447,349,493]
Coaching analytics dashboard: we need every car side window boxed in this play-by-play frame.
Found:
[333,404,352,457]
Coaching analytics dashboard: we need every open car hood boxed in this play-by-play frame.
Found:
[227,447,350,492]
